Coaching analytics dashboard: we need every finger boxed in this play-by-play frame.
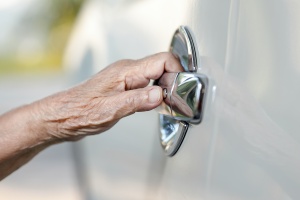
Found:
[139,52,184,78]
[108,86,162,119]
[125,52,184,90]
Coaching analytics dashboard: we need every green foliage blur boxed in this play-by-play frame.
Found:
[0,0,84,74]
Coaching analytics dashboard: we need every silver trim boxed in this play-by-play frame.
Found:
[157,72,208,124]
[159,115,189,156]
[170,26,198,72]
[157,25,204,156]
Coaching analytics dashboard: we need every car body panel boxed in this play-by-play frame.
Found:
[64,0,300,199]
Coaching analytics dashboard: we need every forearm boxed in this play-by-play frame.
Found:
[0,141,52,180]
[0,103,58,180]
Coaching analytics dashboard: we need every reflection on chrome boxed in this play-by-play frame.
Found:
[159,115,188,156]
[156,72,207,124]
[170,26,198,72]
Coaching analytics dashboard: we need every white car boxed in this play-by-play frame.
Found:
[64,0,300,199]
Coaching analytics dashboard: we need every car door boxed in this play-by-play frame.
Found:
[64,0,300,199]
[147,1,300,200]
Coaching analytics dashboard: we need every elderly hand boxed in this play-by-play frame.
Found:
[0,52,182,179]
[35,52,182,140]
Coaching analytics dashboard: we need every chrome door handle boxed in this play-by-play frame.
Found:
[156,72,207,124]
[157,26,208,156]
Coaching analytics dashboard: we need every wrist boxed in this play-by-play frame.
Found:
[33,90,79,141]
[30,94,64,143]
[21,102,58,146]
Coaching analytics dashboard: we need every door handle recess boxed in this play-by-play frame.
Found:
[156,72,207,124]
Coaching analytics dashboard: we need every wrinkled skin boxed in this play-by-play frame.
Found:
[0,52,182,179]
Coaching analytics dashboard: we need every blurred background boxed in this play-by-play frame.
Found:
[0,0,187,199]
[0,0,83,73]
[0,0,84,199]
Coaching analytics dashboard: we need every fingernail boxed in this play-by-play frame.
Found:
[149,88,161,103]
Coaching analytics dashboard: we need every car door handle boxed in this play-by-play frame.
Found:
[157,26,208,156]
[155,72,207,124]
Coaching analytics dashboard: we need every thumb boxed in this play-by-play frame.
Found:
[110,86,163,119]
